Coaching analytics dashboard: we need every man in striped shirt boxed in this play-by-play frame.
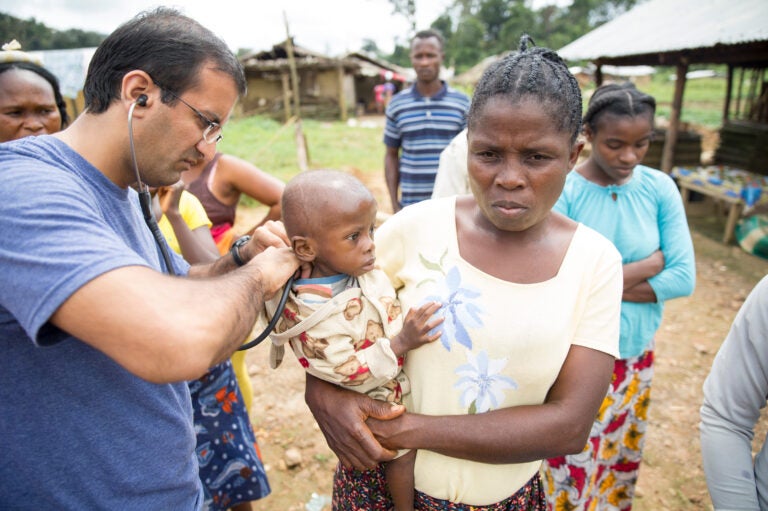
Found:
[384,29,470,213]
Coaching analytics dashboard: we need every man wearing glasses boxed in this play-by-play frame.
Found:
[0,7,298,510]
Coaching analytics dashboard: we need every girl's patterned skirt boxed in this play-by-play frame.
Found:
[332,461,545,510]
[190,360,271,511]
[542,349,655,511]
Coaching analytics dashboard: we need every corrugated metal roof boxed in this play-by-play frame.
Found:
[558,0,768,61]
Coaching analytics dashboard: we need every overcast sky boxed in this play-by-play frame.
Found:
[0,0,456,56]
[0,0,569,56]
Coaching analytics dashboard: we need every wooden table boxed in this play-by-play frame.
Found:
[672,166,767,244]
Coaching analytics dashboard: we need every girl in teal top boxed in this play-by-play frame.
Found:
[544,82,696,511]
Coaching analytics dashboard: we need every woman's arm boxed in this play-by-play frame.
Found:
[305,373,404,469]
[216,154,285,230]
[622,249,664,302]
[306,344,614,468]
[369,344,614,463]
[156,184,219,264]
[644,177,696,302]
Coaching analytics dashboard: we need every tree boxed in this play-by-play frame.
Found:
[0,13,104,50]
[380,0,645,73]
[388,0,417,32]
[361,38,380,55]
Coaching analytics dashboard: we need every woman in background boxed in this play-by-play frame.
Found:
[543,82,696,511]
[182,149,284,254]
[0,39,69,142]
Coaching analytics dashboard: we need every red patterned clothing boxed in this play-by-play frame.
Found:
[333,463,546,510]
[542,350,654,511]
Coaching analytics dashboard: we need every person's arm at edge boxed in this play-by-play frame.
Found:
[700,277,768,509]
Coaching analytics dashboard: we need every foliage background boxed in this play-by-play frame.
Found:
[3,0,643,70]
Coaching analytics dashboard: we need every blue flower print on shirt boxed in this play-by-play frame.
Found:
[423,266,483,351]
[455,349,518,414]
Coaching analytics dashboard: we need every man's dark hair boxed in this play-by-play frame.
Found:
[83,7,247,113]
[0,61,70,128]
[411,29,445,51]
[468,35,582,144]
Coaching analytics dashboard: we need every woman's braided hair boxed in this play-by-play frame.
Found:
[468,34,583,144]
[583,82,656,132]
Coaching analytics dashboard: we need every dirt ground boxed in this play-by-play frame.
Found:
[234,130,768,511]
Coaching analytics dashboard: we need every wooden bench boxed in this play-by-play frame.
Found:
[673,121,768,244]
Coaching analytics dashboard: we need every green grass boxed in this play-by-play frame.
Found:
[217,116,385,185]
[638,67,727,128]
[578,67,728,129]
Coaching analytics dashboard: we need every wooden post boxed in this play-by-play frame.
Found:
[661,62,688,173]
[723,64,733,123]
[735,67,746,118]
[281,73,292,123]
[595,64,603,87]
[294,119,309,172]
[337,63,348,122]
[283,11,308,171]
[284,13,301,118]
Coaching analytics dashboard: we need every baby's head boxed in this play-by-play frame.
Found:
[282,169,378,278]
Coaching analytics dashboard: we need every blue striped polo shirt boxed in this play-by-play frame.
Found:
[384,82,470,207]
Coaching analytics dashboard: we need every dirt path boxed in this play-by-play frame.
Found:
[235,180,768,511]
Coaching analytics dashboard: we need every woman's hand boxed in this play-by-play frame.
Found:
[156,180,186,218]
[305,373,403,470]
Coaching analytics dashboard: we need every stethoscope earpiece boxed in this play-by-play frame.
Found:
[128,96,176,276]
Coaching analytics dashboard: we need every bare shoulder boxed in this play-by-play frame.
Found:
[218,153,258,172]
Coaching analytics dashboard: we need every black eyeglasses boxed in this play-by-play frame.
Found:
[151,78,223,144]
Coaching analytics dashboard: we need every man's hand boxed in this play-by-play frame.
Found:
[242,220,291,261]
[305,373,403,470]
[246,246,299,300]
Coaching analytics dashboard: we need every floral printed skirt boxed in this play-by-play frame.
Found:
[332,462,545,510]
[542,349,655,511]
[190,360,271,511]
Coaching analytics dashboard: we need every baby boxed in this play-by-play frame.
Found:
[263,169,442,510]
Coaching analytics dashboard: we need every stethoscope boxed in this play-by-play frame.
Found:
[128,94,292,350]
[128,94,177,277]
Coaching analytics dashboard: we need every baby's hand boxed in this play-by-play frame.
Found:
[390,301,443,357]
